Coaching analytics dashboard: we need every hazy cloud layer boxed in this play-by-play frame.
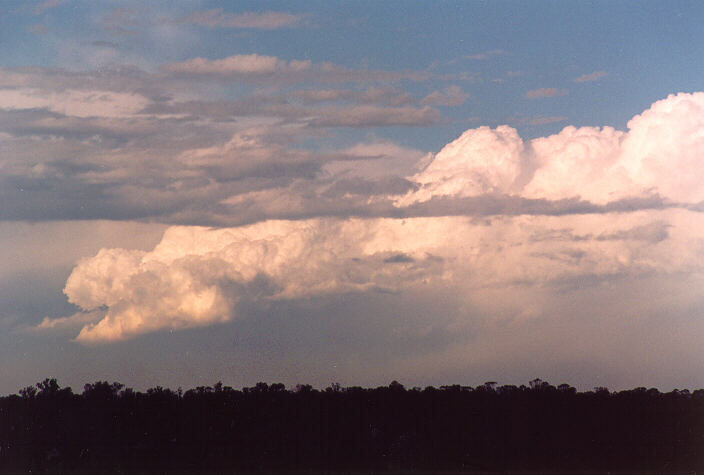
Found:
[161,54,429,84]
[33,0,64,15]
[526,88,567,99]
[464,50,506,60]
[179,10,305,30]
[575,71,607,83]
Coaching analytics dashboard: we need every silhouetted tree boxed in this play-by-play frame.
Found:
[0,378,702,471]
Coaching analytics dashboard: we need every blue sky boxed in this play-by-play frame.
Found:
[5,0,704,147]
[1,0,704,394]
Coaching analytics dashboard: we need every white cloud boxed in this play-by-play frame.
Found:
[619,92,704,203]
[524,125,625,203]
[58,219,447,342]
[28,91,704,344]
[46,208,704,343]
[403,92,704,206]
[398,125,525,204]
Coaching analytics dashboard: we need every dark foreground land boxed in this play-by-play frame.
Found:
[1,379,702,471]
[1,472,701,475]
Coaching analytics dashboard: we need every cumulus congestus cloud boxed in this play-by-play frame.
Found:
[38,92,704,342]
[400,92,704,205]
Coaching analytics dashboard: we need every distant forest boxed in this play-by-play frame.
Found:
[1,378,702,471]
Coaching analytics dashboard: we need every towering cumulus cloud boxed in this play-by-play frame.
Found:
[46,93,704,343]
[402,92,704,205]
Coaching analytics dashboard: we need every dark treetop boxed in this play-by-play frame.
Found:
[1,378,702,471]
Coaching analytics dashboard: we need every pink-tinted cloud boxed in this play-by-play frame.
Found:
[43,208,704,343]
[162,54,429,83]
[421,85,468,106]
[403,92,704,205]
[308,105,441,127]
[296,86,414,106]
[162,54,312,75]
[574,71,607,83]
[33,0,64,15]
[31,92,704,347]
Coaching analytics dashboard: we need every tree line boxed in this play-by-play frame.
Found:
[0,378,702,471]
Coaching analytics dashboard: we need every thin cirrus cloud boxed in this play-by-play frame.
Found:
[162,54,313,76]
[296,87,415,106]
[525,87,568,99]
[307,105,442,127]
[574,71,607,83]
[162,54,430,83]
[26,24,48,35]
[527,116,566,126]
[464,49,506,60]
[507,116,567,126]
[33,0,64,15]
[34,92,704,343]
[179,9,306,29]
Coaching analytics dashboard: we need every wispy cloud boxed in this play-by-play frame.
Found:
[101,6,145,37]
[421,85,468,107]
[574,71,607,83]
[464,49,506,60]
[33,310,104,331]
[525,88,567,99]
[296,87,414,106]
[33,0,64,15]
[528,116,567,126]
[507,115,567,126]
[180,9,306,29]
[162,54,312,76]
[162,54,429,84]
[308,105,441,127]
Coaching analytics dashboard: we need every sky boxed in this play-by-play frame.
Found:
[1,0,704,394]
